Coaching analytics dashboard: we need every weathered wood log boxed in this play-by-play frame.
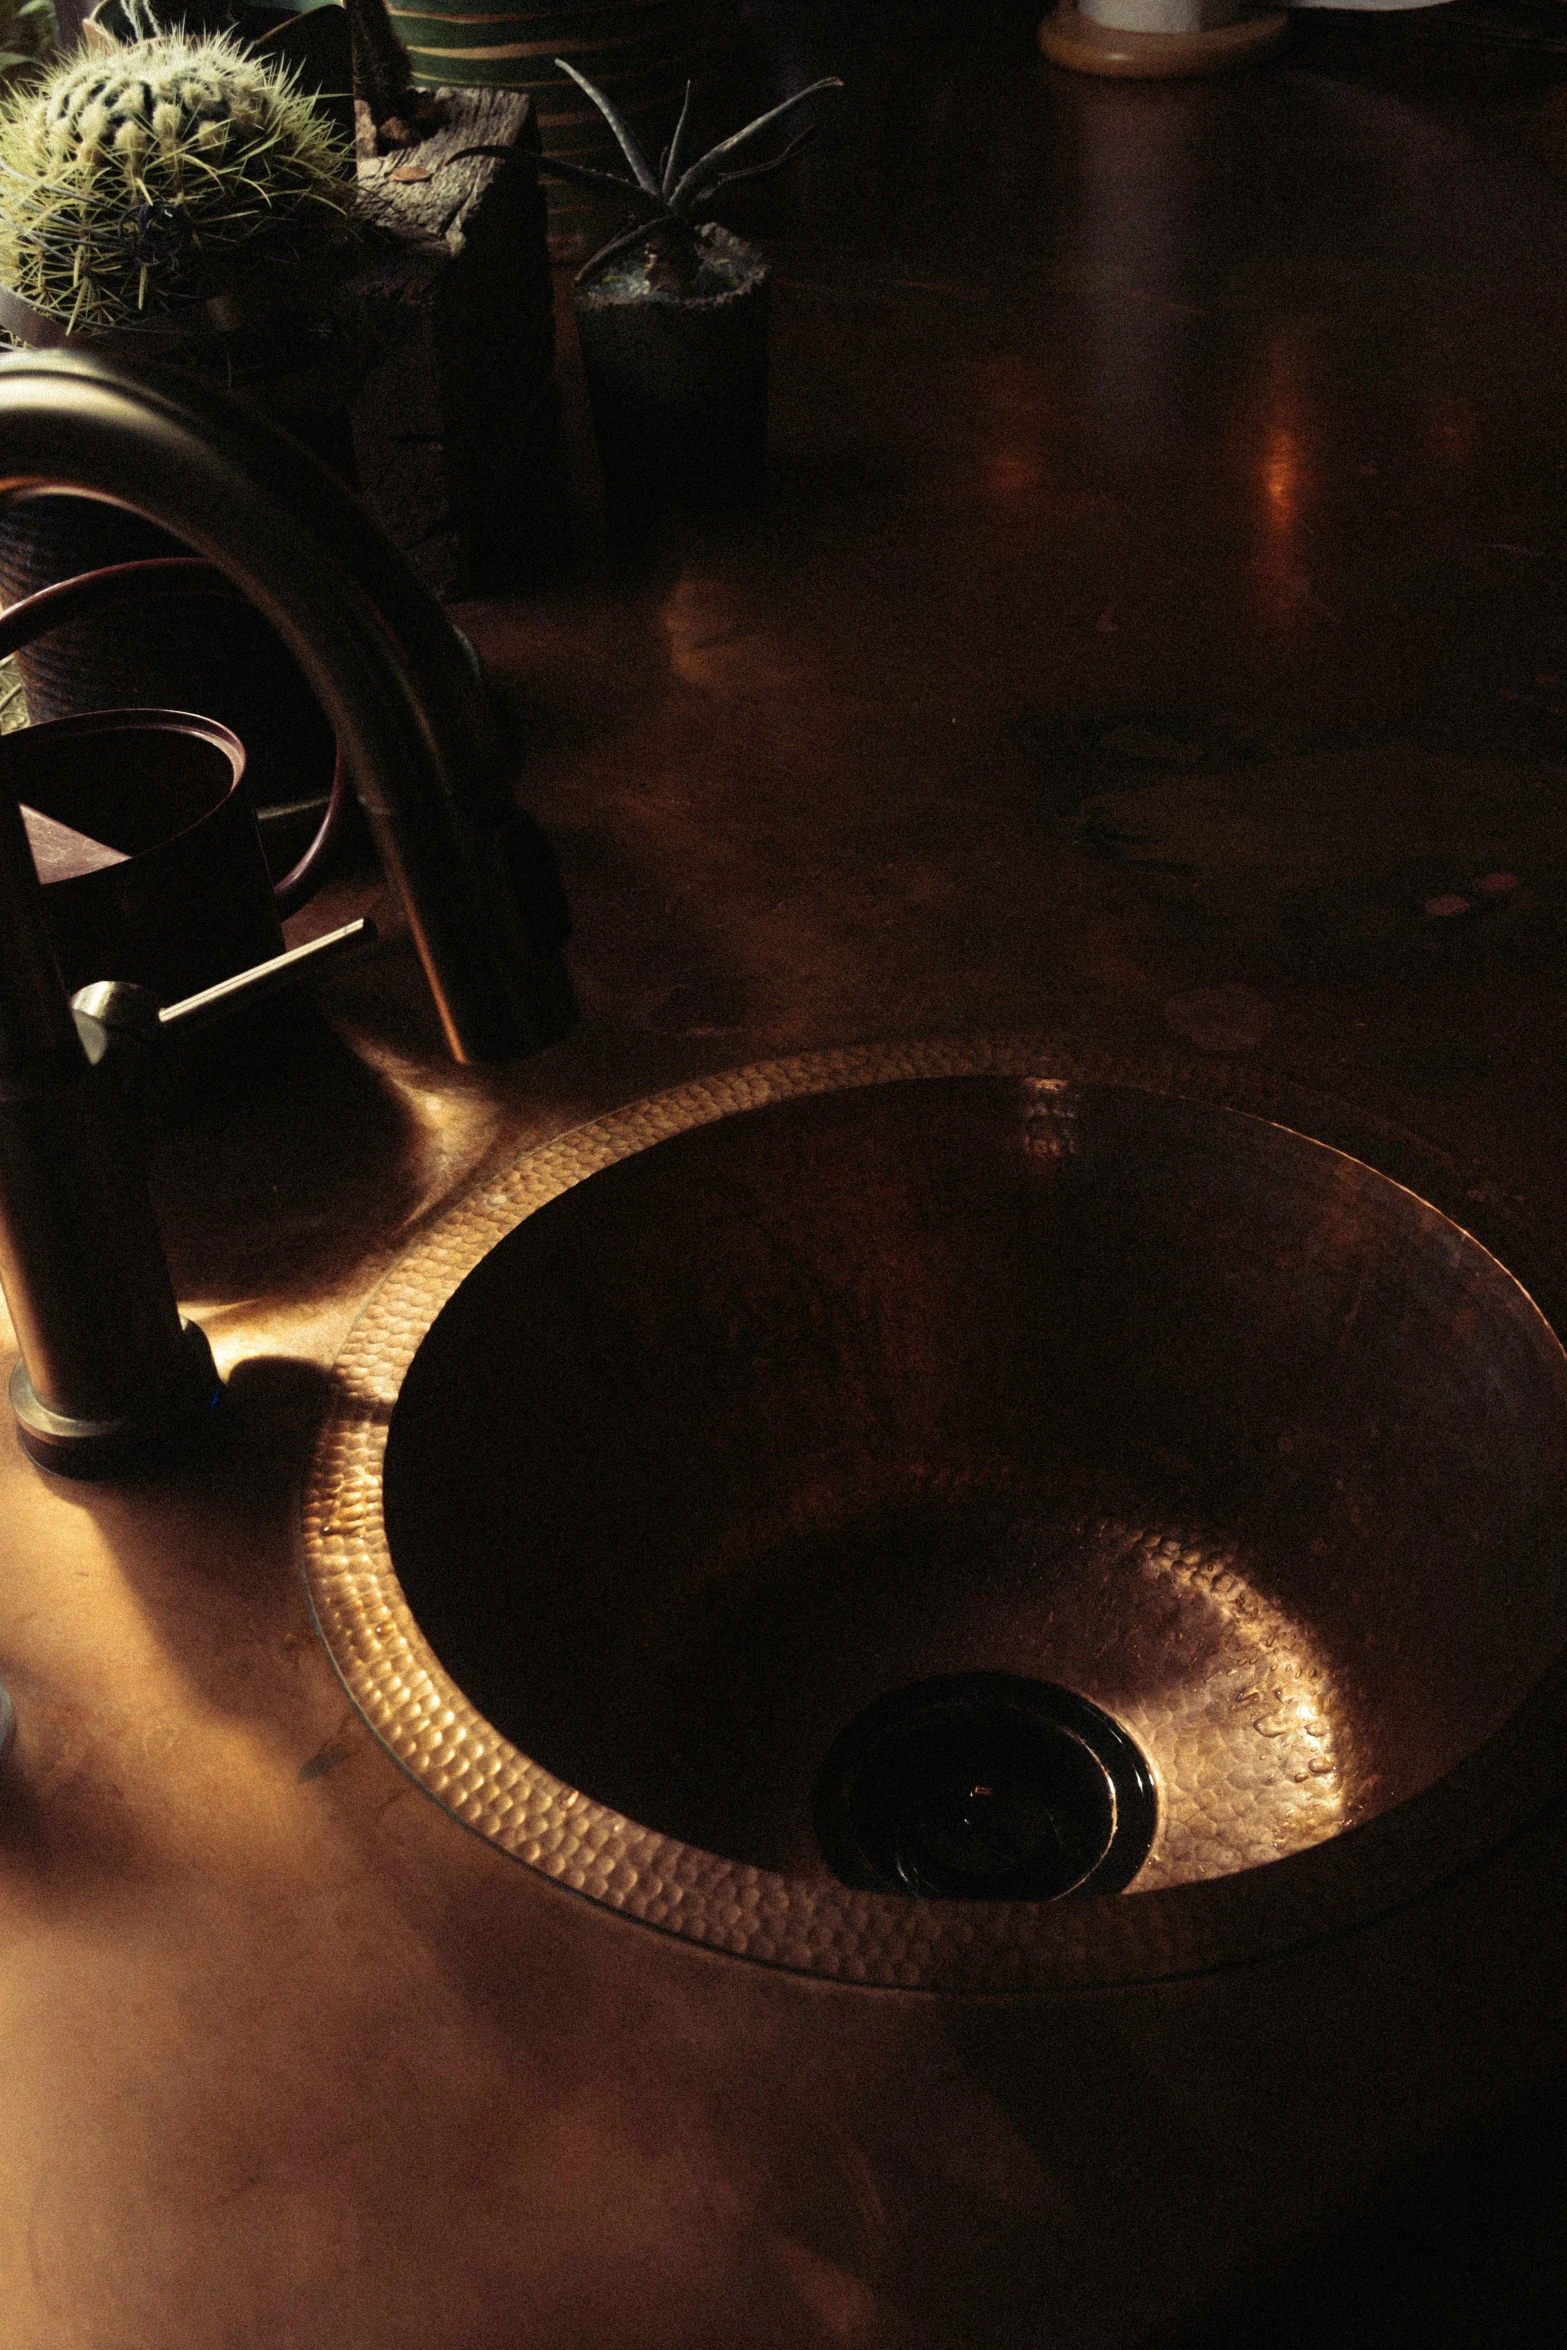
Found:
[343,0,443,149]
[345,86,559,599]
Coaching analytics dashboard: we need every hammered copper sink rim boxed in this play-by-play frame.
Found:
[301,1040,1567,1992]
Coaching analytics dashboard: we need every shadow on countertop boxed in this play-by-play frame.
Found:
[1166,2060,1567,2349]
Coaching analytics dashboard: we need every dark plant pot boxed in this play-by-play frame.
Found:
[0,494,340,865]
[0,279,368,866]
[1,708,283,1003]
[573,224,770,518]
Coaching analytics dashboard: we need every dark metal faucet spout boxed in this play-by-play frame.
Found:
[0,348,575,1474]
[0,350,575,1065]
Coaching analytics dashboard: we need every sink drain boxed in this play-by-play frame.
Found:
[812,1674,1157,1900]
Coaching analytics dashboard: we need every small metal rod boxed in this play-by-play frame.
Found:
[159,916,376,1036]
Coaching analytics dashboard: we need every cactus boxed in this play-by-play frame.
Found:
[541,59,841,288]
[0,27,353,337]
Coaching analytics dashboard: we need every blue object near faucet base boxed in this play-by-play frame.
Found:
[10,1318,223,1480]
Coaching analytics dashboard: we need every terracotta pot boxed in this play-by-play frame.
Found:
[573,223,770,516]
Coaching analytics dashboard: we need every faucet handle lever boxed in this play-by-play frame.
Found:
[3,920,376,1479]
[161,916,376,1035]
[73,916,376,1050]
[1,751,372,1481]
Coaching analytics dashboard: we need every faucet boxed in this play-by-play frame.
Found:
[0,348,575,1067]
[0,773,224,1478]
[0,348,576,1477]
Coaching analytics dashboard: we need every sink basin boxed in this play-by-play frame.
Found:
[304,1042,1567,1990]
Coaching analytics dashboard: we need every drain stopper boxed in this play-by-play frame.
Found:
[812,1673,1157,1901]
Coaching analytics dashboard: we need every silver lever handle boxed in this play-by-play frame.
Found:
[71,917,377,1052]
[158,917,376,1035]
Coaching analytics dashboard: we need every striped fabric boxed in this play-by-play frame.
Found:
[389,1,712,258]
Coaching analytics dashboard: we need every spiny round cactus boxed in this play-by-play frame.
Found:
[0,31,354,337]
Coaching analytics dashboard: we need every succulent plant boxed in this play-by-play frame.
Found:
[541,59,841,286]
[0,25,354,337]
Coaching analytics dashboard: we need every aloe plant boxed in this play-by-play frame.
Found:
[542,58,841,285]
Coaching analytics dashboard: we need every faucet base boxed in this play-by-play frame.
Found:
[10,1318,223,1480]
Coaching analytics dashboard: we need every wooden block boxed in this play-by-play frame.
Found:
[344,86,559,600]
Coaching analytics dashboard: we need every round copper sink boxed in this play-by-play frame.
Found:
[303,1041,1567,1990]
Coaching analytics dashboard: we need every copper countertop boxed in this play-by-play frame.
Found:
[4,9,1567,2345]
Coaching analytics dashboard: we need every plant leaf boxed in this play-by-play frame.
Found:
[536,154,670,215]
[580,216,665,278]
[660,78,695,201]
[668,76,841,214]
[687,123,821,212]
[552,57,659,196]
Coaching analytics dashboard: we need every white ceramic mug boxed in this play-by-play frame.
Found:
[1079,0,1244,29]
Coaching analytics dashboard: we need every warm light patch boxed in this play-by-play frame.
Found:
[1427,397,1476,470]
[985,449,1046,504]
[1246,333,1334,624]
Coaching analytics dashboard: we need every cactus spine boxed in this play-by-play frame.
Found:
[0,30,353,337]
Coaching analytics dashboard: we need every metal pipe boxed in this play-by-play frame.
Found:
[0,350,574,1065]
